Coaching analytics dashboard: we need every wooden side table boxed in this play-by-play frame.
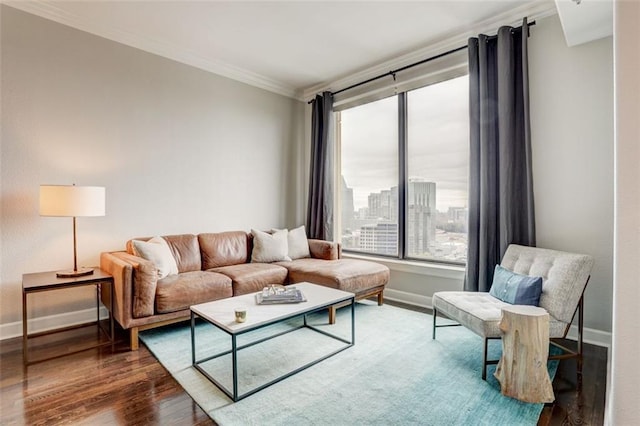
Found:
[494,305,555,403]
[22,268,115,365]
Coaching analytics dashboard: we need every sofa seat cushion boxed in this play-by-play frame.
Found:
[278,258,389,294]
[155,271,232,314]
[211,263,288,296]
[432,291,569,339]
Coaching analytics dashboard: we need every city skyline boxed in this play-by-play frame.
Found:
[342,175,468,213]
[341,177,467,262]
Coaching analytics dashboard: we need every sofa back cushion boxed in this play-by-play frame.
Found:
[127,234,201,273]
[163,234,202,272]
[199,231,250,269]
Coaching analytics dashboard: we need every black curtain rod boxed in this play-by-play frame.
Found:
[308,19,535,104]
[334,44,467,97]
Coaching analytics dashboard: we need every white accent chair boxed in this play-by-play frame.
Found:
[432,244,594,381]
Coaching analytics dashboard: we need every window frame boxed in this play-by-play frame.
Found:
[335,74,469,267]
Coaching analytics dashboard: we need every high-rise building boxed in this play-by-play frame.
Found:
[390,186,398,222]
[367,187,397,220]
[360,222,398,255]
[356,180,436,256]
[341,176,355,232]
[407,180,436,256]
[367,192,381,218]
[448,206,468,227]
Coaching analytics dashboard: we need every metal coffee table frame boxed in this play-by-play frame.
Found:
[191,295,355,402]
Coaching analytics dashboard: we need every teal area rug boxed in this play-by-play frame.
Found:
[139,301,558,425]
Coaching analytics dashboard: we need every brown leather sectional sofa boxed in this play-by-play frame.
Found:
[100,231,390,349]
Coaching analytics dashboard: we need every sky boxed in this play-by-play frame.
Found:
[340,75,469,212]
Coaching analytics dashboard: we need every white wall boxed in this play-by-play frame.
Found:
[608,0,640,423]
[382,14,614,341]
[0,6,305,331]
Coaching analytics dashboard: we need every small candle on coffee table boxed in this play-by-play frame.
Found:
[234,307,247,323]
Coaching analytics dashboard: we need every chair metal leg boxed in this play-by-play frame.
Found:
[577,295,584,387]
[482,338,488,381]
[432,308,437,339]
[432,305,496,381]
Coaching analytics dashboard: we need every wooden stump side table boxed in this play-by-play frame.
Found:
[494,305,555,403]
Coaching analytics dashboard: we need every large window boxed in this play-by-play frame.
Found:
[338,75,469,264]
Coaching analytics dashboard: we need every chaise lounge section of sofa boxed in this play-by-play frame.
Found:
[100,230,390,349]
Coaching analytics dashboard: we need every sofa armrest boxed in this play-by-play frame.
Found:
[308,239,341,260]
[101,251,158,322]
[100,252,132,328]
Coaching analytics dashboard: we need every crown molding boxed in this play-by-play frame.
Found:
[303,0,558,101]
[3,1,303,100]
[4,0,556,103]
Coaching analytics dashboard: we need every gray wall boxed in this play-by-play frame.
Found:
[0,6,305,329]
[529,14,613,334]
[382,14,614,338]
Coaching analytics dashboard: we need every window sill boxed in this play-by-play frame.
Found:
[342,252,465,280]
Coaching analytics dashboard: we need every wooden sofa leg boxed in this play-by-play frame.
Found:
[130,327,139,351]
[377,290,384,306]
[328,306,337,324]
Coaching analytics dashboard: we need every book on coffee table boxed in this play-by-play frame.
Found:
[255,287,306,304]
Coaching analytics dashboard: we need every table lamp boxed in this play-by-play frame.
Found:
[40,184,106,278]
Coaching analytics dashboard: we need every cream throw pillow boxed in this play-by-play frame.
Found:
[132,236,179,279]
[251,229,291,263]
[287,225,310,260]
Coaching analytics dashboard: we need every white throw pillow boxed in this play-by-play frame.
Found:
[251,229,291,263]
[132,236,179,279]
[287,225,310,260]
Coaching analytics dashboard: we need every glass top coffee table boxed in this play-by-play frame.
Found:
[190,282,355,402]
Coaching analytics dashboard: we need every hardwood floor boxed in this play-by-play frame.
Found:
[0,311,607,425]
[0,323,213,425]
[538,338,608,426]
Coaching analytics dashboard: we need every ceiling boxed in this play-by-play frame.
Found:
[7,1,564,100]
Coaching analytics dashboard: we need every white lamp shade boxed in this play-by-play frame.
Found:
[40,185,106,217]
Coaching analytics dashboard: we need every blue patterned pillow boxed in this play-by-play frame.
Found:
[489,265,543,306]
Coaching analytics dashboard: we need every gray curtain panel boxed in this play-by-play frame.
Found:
[306,91,334,240]
[465,18,536,292]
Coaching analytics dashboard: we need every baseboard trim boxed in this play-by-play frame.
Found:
[384,288,612,348]
[385,288,433,310]
[565,325,612,349]
[2,290,612,349]
[0,307,110,341]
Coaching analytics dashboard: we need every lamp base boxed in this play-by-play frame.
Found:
[56,267,94,278]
